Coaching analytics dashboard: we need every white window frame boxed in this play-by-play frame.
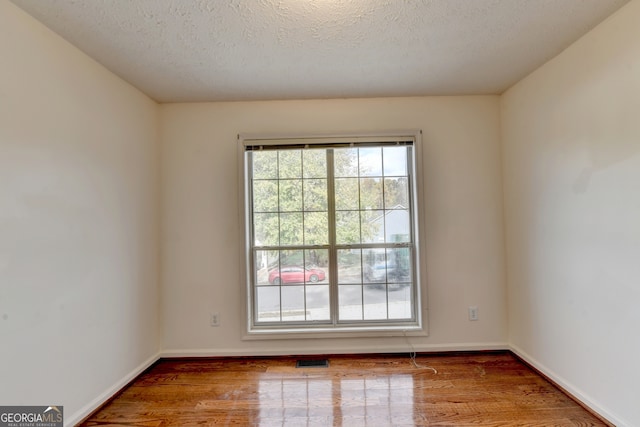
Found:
[238,131,428,339]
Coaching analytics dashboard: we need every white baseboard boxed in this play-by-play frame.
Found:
[66,352,160,427]
[160,342,509,358]
[509,344,623,427]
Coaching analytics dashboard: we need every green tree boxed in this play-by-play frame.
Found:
[252,147,404,252]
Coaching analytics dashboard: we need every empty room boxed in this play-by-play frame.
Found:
[1,0,638,426]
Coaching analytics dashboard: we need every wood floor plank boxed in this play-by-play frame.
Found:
[80,352,610,426]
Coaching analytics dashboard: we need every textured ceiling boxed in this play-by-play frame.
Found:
[11,0,629,103]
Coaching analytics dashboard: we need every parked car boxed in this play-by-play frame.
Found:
[268,266,325,285]
[365,262,388,282]
[364,261,410,284]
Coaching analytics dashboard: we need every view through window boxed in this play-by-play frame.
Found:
[243,134,423,332]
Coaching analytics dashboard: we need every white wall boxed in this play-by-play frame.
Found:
[0,3,160,425]
[160,96,507,355]
[11,0,637,422]
[501,1,640,425]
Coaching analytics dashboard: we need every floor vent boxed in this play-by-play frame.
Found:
[296,359,329,368]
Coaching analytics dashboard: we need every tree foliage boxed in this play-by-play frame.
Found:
[251,147,409,266]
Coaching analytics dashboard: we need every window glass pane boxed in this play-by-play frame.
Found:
[253,151,278,179]
[253,180,278,212]
[334,148,358,177]
[304,249,328,273]
[303,179,327,211]
[388,284,412,319]
[360,210,384,244]
[303,149,327,178]
[384,177,408,209]
[334,178,359,210]
[278,150,302,179]
[359,177,383,210]
[254,213,279,246]
[364,284,387,320]
[304,212,328,245]
[256,250,279,285]
[279,212,303,245]
[306,285,330,320]
[279,179,302,211]
[337,249,362,284]
[335,211,360,244]
[267,257,325,288]
[281,286,305,321]
[387,248,411,282]
[358,147,382,177]
[383,146,408,176]
[384,209,410,243]
[257,286,280,322]
[363,249,387,283]
[279,250,304,272]
[339,285,362,320]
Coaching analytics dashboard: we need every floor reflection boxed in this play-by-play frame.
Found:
[258,375,414,426]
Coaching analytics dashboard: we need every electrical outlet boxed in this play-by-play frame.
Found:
[211,312,220,326]
[468,306,479,321]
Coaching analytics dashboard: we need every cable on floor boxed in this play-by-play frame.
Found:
[404,331,438,374]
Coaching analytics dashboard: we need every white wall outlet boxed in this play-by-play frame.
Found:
[210,312,220,326]
[468,306,479,321]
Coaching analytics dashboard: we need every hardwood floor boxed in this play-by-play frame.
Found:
[81,352,609,426]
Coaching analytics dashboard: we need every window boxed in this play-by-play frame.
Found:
[240,132,426,335]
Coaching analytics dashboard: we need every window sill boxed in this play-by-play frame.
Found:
[242,324,428,340]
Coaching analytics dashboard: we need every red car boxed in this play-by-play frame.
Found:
[268,266,325,285]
